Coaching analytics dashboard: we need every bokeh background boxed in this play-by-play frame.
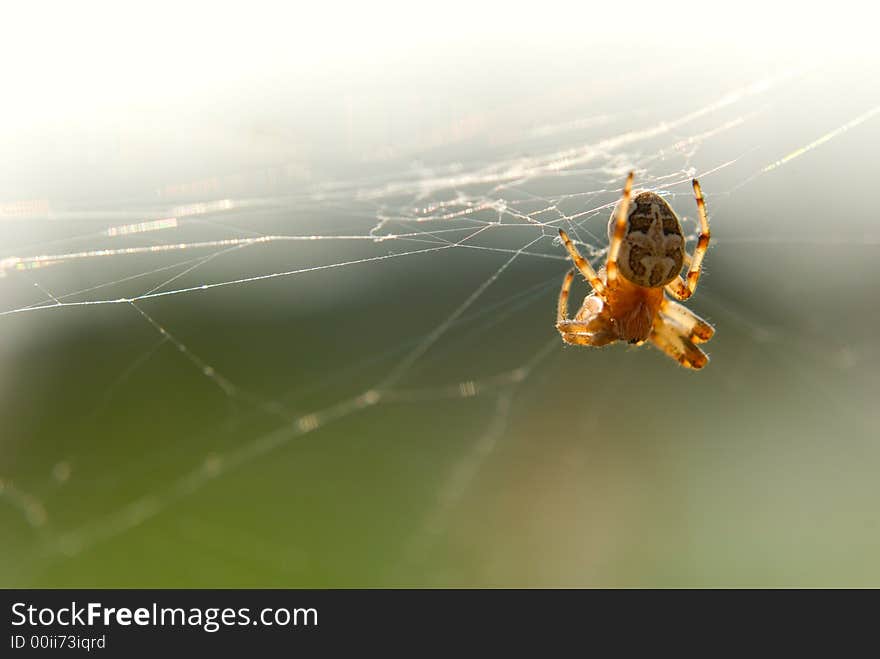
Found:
[1,1,879,587]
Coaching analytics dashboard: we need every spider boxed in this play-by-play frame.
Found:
[556,172,715,369]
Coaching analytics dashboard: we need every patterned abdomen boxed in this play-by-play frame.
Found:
[608,191,685,288]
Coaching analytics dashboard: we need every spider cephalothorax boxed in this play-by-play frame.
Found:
[556,173,714,369]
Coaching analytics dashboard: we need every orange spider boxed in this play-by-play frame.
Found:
[556,172,714,369]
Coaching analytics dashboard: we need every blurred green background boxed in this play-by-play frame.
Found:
[1,4,879,587]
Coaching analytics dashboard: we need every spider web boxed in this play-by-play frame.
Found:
[1,54,879,586]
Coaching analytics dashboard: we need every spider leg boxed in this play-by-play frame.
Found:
[649,316,709,369]
[557,307,609,338]
[660,298,715,344]
[604,171,635,286]
[557,269,575,323]
[557,267,616,346]
[665,178,711,301]
[559,331,616,347]
[558,229,606,296]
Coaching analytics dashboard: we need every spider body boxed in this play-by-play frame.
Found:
[556,173,714,369]
[605,277,664,343]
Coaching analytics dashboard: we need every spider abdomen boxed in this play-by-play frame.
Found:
[610,191,685,288]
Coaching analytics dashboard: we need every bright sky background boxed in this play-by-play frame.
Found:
[1,1,875,128]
